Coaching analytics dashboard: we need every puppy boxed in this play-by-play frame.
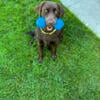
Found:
[28,1,65,62]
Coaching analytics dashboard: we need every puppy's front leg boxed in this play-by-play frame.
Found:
[58,29,63,41]
[38,40,44,62]
[51,42,57,60]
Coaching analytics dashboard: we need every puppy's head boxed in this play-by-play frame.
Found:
[35,1,65,31]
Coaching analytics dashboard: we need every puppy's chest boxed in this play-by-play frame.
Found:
[42,34,59,45]
[36,28,59,45]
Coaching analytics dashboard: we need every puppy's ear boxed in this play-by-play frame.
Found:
[57,4,65,17]
[35,2,46,16]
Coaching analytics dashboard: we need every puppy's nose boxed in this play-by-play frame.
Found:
[47,19,55,25]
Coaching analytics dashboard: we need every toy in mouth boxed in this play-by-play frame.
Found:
[46,25,54,31]
[36,17,64,31]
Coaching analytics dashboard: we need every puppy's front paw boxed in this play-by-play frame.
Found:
[38,57,43,63]
[52,55,57,61]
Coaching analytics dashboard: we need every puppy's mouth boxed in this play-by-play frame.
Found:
[46,25,54,31]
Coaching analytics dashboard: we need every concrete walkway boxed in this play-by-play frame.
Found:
[61,0,100,37]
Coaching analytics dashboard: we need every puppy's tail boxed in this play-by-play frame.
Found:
[25,31,35,37]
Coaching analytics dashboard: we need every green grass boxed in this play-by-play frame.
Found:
[0,0,100,100]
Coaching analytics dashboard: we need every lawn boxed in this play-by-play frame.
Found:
[0,0,100,100]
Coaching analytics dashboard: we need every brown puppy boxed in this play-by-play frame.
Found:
[28,1,65,62]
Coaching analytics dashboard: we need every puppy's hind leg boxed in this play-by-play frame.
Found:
[25,31,36,46]
[29,37,35,46]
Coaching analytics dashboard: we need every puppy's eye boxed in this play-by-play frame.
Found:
[53,9,58,14]
[54,10,58,14]
[44,9,49,13]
